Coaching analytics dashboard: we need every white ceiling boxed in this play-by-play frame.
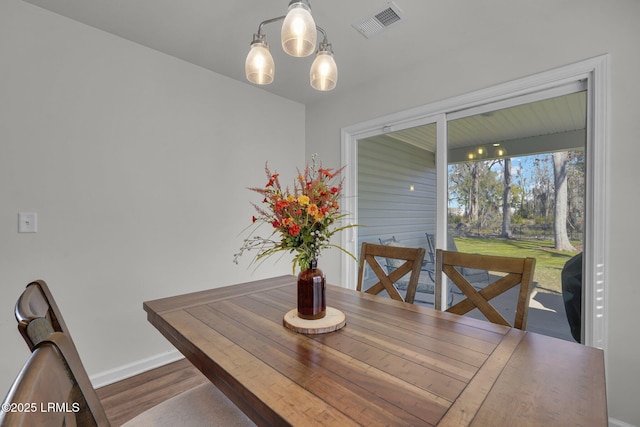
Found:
[23,0,587,153]
[23,0,561,106]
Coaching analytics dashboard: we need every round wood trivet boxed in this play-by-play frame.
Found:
[283,307,346,334]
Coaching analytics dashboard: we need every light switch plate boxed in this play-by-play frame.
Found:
[18,212,38,233]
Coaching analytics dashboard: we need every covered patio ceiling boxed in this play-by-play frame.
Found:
[382,90,587,163]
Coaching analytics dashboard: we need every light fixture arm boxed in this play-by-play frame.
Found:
[315,25,334,55]
[255,15,286,37]
[316,25,329,46]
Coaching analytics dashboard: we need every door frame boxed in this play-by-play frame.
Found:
[341,55,609,349]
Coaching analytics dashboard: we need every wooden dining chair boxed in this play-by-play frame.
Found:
[435,249,536,330]
[10,280,256,427]
[357,242,425,304]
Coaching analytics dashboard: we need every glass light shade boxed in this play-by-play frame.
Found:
[494,147,507,157]
[475,146,488,159]
[281,2,317,57]
[310,50,337,91]
[245,42,274,85]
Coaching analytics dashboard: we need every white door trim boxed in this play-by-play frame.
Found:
[341,55,609,349]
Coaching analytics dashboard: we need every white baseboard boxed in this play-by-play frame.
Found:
[90,350,183,389]
[609,417,637,427]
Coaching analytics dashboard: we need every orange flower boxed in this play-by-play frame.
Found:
[307,204,319,216]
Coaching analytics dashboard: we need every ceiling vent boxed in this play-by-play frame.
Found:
[352,2,406,39]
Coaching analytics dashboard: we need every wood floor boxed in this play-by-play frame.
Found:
[96,358,209,426]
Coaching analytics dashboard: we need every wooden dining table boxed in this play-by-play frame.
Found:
[143,275,607,426]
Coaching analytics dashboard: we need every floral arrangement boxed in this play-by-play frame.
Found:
[234,155,357,273]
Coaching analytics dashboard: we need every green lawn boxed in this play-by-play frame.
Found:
[452,236,581,294]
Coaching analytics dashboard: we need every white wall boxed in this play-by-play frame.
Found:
[0,0,304,393]
[306,1,640,425]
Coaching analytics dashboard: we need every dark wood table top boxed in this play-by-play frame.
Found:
[143,275,607,426]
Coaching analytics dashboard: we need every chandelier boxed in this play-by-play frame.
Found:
[245,0,338,91]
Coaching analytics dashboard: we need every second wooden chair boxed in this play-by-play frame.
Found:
[435,249,536,330]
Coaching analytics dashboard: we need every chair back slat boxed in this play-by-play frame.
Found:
[441,251,532,274]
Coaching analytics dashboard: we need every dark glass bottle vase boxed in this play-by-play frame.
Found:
[297,259,326,320]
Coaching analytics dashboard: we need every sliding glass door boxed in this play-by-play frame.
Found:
[341,56,607,348]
